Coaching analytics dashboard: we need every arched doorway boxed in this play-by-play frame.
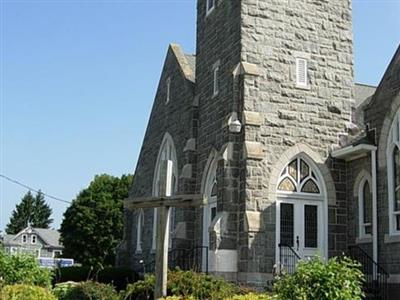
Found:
[201,152,219,272]
[275,155,328,262]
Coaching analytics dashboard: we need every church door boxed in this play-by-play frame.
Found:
[276,156,327,264]
[279,200,323,259]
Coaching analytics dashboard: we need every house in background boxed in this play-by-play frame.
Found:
[2,225,63,259]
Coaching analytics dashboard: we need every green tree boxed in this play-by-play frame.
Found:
[60,174,133,267]
[6,191,53,234]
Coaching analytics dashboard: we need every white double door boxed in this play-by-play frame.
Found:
[278,199,325,259]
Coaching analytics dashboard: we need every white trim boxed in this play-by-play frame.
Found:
[31,234,37,244]
[371,150,378,269]
[201,150,219,272]
[275,154,328,265]
[387,110,400,236]
[295,57,308,88]
[22,234,27,244]
[166,77,171,104]
[358,176,373,239]
[136,209,144,253]
[212,65,219,97]
[206,0,215,16]
[331,144,377,161]
[151,133,179,250]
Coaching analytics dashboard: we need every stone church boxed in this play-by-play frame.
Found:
[117,0,400,297]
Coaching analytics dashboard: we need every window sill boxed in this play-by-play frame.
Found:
[295,84,310,90]
[212,92,219,99]
[356,237,372,244]
[385,234,400,244]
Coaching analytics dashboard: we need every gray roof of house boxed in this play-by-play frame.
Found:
[1,227,62,248]
[185,54,196,76]
[34,228,62,248]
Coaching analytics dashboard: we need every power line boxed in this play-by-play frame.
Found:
[0,174,71,204]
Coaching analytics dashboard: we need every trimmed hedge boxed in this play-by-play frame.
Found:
[54,266,137,291]
[0,284,56,300]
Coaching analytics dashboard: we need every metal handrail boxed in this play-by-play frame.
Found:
[141,246,208,274]
[348,245,389,300]
[278,243,301,275]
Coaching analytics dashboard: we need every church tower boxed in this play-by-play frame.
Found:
[194,0,354,284]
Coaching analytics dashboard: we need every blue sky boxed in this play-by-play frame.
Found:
[1,0,399,232]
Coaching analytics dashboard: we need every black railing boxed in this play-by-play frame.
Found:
[348,245,389,300]
[278,243,301,275]
[142,246,208,275]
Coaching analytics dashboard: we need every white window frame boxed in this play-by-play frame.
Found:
[136,209,144,253]
[358,177,372,239]
[152,133,179,251]
[295,57,308,87]
[22,234,27,243]
[387,109,400,236]
[206,0,215,16]
[31,234,37,244]
[166,77,171,104]
[212,60,220,97]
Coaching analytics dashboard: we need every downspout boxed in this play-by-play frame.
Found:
[371,149,378,272]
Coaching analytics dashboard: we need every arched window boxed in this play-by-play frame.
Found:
[136,209,144,253]
[358,178,372,238]
[152,133,179,250]
[278,157,320,194]
[387,111,400,234]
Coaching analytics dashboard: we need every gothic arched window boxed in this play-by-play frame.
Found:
[278,157,320,194]
[388,111,400,234]
[358,178,372,238]
[152,133,179,250]
[136,209,144,253]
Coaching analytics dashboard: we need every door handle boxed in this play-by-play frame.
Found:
[296,236,299,251]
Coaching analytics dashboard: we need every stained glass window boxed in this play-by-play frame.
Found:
[278,158,321,194]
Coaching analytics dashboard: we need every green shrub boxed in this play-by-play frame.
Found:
[226,293,275,300]
[274,256,365,300]
[124,269,238,300]
[0,249,53,288]
[53,281,79,299]
[0,284,56,300]
[55,266,137,291]
[55,281,119,300]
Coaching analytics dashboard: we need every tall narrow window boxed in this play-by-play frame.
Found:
[206,0,215,15]
[31,235,37,244]
[136,209,144,253]
[152,133,178,250]
[212,62,219,97]
[387,110,400,234]
[296,58,308,87]
[166,77,171,104]
[22,234,27,243]
[358,178,372,238]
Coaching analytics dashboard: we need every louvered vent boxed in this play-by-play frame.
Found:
[296,58,308,87]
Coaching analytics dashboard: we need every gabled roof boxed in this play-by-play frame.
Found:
[2,226,62,248]
[368,44,400,107]
[354,83,376,108]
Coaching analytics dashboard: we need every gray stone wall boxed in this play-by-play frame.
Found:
[346,157,373,256]
[117,45,196,269]
[239,0,354,280]
[363,47,400,278]
[193,0,242,254]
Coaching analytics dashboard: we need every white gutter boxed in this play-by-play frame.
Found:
[371,149,378,275]
[331,143,377,161]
